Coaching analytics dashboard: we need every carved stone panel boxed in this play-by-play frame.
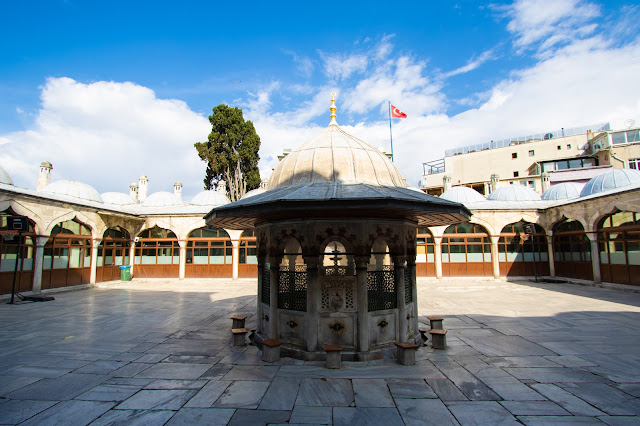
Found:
[320,276,356,312]
[369,312,397,347]
[260,303,270,334]
[319,314,355,349]
[278,311,306,346]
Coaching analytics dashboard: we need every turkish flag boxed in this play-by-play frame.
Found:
[391,104,407,118]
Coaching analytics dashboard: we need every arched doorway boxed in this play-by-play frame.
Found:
[96,227,131,282]
[185,226,232,278]
[552,219,592,280]
[441,223,492,276]
[416,227,435,277]
[134,226,179,278]
[0,210,36,294]
[498,221,549,277]
[43,218,92,289]
[239,230,257,278]
[598,211,640,285]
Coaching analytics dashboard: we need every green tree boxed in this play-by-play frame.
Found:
[195,104,261,202]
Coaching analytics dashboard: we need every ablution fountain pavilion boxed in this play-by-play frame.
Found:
[205,96,470,360]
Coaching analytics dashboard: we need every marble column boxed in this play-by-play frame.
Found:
[129,243,135,277]
[586,231,601,284]
[394,255,407,342]
[434,237,443,279]
[546,230,555,277]
[407,255,418,337]
[490,236,500,279]
[355,255,370,354]
[231,240,240,280]
[269,257,282,339]
[178,240,186,280]
[257,257,265,334]
[89,238,101,284]
[304,255,320,352]
[31,236,48,293]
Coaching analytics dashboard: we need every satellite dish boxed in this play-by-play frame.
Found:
[624,119,636,129]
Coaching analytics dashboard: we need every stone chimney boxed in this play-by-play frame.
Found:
[37,161,53,191]
[490,174,500,193]
[129,182,138,203]
[174,181,182,200]
[260,178,269,190]
[443,175,452,192]
[216,180,227,193]
[541,172,550,193]
[138,175,148,202]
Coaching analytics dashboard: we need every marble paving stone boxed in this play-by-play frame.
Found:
[4,365,72,378]
[227,408,290,426]
[395,398,459,425]
[52,358,93,369]
[90,409,176,425]
[434,362,501,401]
[544,355,597,367]
[446,401,520,425]
[117,389,197,410]
[184,380,231,408]
[75,360,129,374]
[127,342,159,353]
[458,335,556,357]
[133,353,169,363]
[108,352,143,362]
[135,362,211,380]
[296,378,354,407]
[145,339,223,356]
[518,415,604,425]
[561,382,640,415]
[426,377,469,401]
[597,416,640,425]
[213,380,271,409]
[277,363,445,380]
[258,377,301,410]
[499,400,571,416]
[75,384,141,401]
[531,383,606,416]
[0,399,58,424]
[165,407,236,425]
[144,379,208,390]
[504,367,606,383]
[111,362,154,378]
[222,365,279,381]
[386,378,437,399]
[164,355,222,364]
[199,364,232,380]
[4,373,107,400]
[104,377,154,386]
[352,379,395,407]
[333,407,404,426]
[614,383,640,398]
[20,400,115,426]
[0,375,41,396]
[479,375,547,401]
[289,405,333,424]
[488,356,561,368]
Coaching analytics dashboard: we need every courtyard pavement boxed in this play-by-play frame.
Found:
[1,277,640,425]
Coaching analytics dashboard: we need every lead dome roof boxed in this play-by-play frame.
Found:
[268,124,406,189]
[101,192,136,205]
[580,169,640,197]
[487,185,541,202]
[541,182,584,201]
[190,190,230,206]
[41,180,103,203]
[0,165,13,185]
[142,191,184,207]
[440,186,485,203]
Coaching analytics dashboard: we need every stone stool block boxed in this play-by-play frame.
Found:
[419,329,429,346]
[231,315,247,329]
[429,329,447,349]
[324,344,342,369]
[261,339,283,363]
[428,316,444,329]
[232,328,248,347]
[394,342,420,366]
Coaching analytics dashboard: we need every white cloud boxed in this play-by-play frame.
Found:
[319,51,369,81]
[0,77,210,200]
[441,49,497,78]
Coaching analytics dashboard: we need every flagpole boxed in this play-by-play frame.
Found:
[388,101,394,162]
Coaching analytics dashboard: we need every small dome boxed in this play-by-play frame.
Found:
[142,191,184,207]
[268,124,406,189]
[0,165,13,185]
[487,185,541,201]
[241,187,267,199]
[101,192,136,205]
[580,169,640,197]
[41,180,103,203]
[190,190,230,206]
[541,182,584,201]
[440,186,485,203]
[40,161,52,169]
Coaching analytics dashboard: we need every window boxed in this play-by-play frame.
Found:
[557,145,561,150]
[567,144,572,149]
[630,158,640,170]
[513,171,519,177]
[612,130,640,145]
[529,150,534,157]
[512,152,517,159]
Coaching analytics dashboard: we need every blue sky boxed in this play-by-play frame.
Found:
[1,0,639,199]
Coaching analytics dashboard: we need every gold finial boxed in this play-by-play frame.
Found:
[329,92,337,125]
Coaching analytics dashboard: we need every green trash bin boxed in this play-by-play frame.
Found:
[119,265,132,281]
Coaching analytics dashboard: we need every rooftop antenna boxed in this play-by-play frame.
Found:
[624,119,636,129]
